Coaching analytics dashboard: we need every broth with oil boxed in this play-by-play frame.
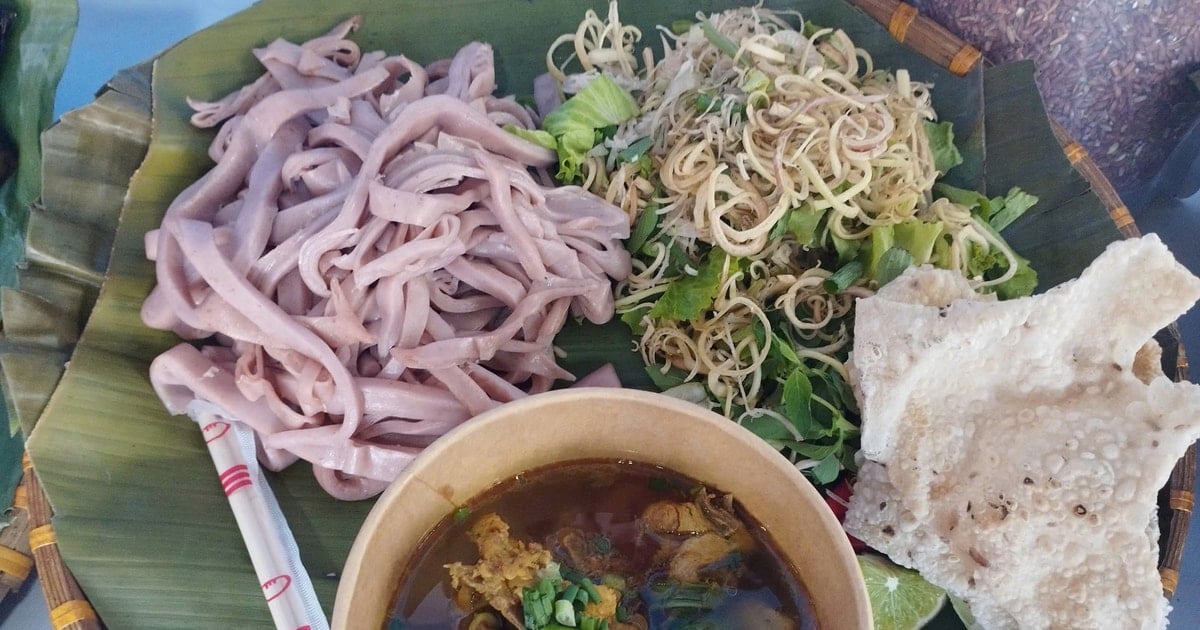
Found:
[387,459,817,629]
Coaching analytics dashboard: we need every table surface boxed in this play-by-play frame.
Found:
[3,0,1197,627]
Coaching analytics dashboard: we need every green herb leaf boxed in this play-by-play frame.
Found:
[810,454,842,484]
[782,369,815,437]
[647,250,732,321]
[643,364,690,392]
[923,119,963,175]
[626,203,659,254]
[619,305,651,336]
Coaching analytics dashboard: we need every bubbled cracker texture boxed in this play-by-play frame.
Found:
[844,235,1200,629]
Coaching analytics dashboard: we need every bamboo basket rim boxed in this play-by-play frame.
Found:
[5,0,1194,627]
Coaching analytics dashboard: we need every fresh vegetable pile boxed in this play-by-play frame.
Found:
[530,3,1037,484]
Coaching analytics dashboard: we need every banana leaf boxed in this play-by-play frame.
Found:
[0,0,77,504]
[21,1,1124,629]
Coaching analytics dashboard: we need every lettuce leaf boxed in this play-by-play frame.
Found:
[934,182,1039,232]
[541,74,639,183]
[924,119,963,175]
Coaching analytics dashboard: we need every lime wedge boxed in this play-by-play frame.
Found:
[858,554,947,630]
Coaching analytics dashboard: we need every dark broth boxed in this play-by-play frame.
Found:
[386,459,818,629]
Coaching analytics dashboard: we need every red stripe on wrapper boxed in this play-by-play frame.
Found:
[219,464,252,496]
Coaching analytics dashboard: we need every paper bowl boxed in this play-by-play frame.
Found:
[331,387,870,629]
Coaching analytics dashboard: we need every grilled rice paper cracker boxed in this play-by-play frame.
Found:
[843,234,1200,630]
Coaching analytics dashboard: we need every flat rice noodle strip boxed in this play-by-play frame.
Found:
[428,283,503,313]
[207,114,242,162]
[307,120,373,160]
[355,421,453,444]
[350,378,470,421]
[299,94,555,297]
[443,257,527,309]
[241,65,390,147]
[264,422,418,483]
[257,53,340,92]
[485,95,536,129]
[230,119,306,271]
[470,150,547,279]
[257,204,341,294]
[370,273,407,359]
[443,42,495,101]
[296,281,374,348]
[255,39,352,86]
[366,180,474,226]
[394,279,601,369]
[398,275,431,350]
[349,97,388,135]
[187,74,280,129]
[300,159,353,196]
[377,55,427,108]
[299,14,362,61]
[440,308,499,333]
[273,268,310,314]
[352,214,467,288]
[168,218,365,440]
[560,234,633,281]
[234,347,322,431]
[334,214,394,272]
[313,465,391,502]
[572,363,622,388]
[281,146,358,186]
[465,364,527,403]
[149,343,290,437]
[428,366,499,416]
[543,186,631,238]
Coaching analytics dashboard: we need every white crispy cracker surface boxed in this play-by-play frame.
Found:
[844,235,1200,629]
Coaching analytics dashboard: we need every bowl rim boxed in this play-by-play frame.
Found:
[331,387,871,629]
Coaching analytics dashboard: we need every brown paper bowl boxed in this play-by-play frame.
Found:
[331,387,871,629]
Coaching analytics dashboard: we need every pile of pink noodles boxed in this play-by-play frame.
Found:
[143,17,631,500]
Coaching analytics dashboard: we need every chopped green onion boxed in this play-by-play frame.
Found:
[580,616,598,630]
[671,19,694,35]
[875,246,913,286]
[580,578,602,605]
[616,137,652,163]
[453,507,471,523]
[562,583,580,604]
[554,599,577,627]
[822,260,864,294]
[699,18,740,59]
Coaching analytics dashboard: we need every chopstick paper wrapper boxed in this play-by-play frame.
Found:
[186,400,329,630]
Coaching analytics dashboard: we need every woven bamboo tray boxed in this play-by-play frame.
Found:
[0,1,1192,628]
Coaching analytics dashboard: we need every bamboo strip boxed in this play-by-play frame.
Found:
[846,0,981,75]
[24,456,101,630]
[0,468,33,603]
